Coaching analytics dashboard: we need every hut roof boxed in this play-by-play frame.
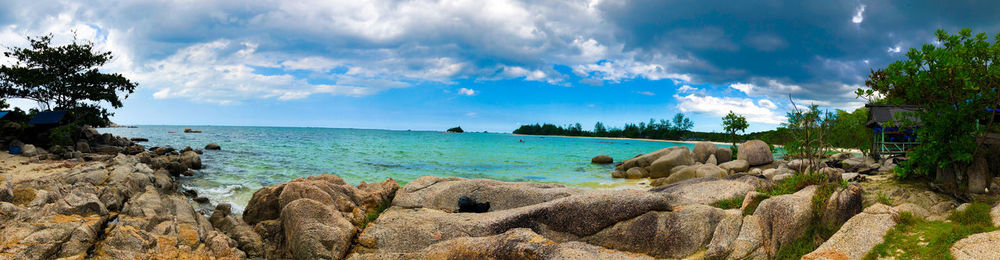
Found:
[865,104,922,128]
[27,110,68,125]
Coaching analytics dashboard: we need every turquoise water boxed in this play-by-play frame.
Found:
[99,126,704,212]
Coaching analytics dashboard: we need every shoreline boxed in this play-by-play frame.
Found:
[513,133,733,146]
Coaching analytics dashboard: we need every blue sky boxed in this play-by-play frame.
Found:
[2,0,999,133]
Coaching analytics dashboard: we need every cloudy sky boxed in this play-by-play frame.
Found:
[1,0,997,133]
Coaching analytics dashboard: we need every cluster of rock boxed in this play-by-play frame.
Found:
[611,140,900,188]
[0,154,245,259]
[183,128,202,133]
[135,146,205,176]
[4,125,147,161]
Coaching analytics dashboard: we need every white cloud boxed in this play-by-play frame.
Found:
[729,82,754,94]
[888,45,902,53]
[757,99,777,109]
[636,91,655,96]
[466,112,478,117]
[458,88,477,96]
[677,85,698,93]
[852,5,866,24]
[674,94,785,124]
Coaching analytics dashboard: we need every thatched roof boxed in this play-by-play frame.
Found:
[865,104,921,128]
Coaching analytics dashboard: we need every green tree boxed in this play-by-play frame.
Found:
[722,111,749,147]
[860,29,1000,187]
[0,34,137,127]
[827,108,872,156]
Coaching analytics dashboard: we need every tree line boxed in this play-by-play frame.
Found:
[514,113,702,140]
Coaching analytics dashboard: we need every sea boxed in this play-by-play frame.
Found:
[99,126,726,213]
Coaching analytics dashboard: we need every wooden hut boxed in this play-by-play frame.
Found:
[865,104,921,158]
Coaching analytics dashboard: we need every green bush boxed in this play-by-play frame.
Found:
[711,196,744,209]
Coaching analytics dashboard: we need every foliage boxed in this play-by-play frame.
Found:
[513,113,697,140]
[865,203,998,260]
[446,126,464,133]
[722,111,749,147]
[782,99,835,167]
[711,196,744,210]
[860,28,1000,181]
[48,123,78,146]
[827,107,873,155]
[875,192,894,206]
[0,34,137,127]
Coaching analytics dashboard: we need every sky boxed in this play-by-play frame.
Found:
[1,0,999,133]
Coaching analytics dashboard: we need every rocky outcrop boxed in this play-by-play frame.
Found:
[737,140,773,166]
[0,154,245,259]
[241,174,398,259]
[950,230,1000,260]
[715,147,733,164]
[719,159,750,174]
[803,204,900,260]
[205,143,221,150]
[591,154,613,164]
[350,228,653,259]
[647,149,695,178]
[693,142,718,163]
[650,175,772,205]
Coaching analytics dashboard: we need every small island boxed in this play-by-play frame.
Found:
[446,126,464,133]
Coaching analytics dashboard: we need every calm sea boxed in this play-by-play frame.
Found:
[99,126,707,212]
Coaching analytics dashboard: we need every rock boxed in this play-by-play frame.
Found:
[736,140,773,166]
[123,145,145,155]
[130,137,149,142]
[282,198,356,259]
[620,146,687,171]
[75,141,91,153]
[748,168,763,175]
[81,126,100,140]
[184,128,202,133]
[94,146,122,155]
[821,184,864,228]
[696,164,727,178]
[704,209,744,259]
[351,228,653,259]
[651,175,770,205]
[693,142,718,163]
[771,173,793,182]
[803,204,900,260]
[787,159,809,172]
[194,196,210,204]
[581,204,727,258]
[21,144,36,157]
[992,202,1000,227]
[705,154,718,165]
[179,150,202,169]
[646,149,695,178]
[591,154,613,164]
[611,170,626,178]
[714,147,733,164]
[950,230,1000,260]
[205,143,221,150]
[244,173,399,226]
[894,203,931,219]
[625,167,648,179]
[651,165,698,186]
[719,159,750,173]
[390,176,573,212]
[842,172,859,182]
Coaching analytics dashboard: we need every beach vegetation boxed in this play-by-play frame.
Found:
[859,28,1000,184]
[864,203,998,260]
[722,111,748,147]
[711,196,744,210]
[514,113,703,140]
[0,34,137,127]
[782,99,834,165]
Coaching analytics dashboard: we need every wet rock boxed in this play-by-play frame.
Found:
[179,150,202,169]
[625,167,647,179]
[194,196,210,204]
[591,154,613,164]
[130,137,149,142]
[205,143,221,150]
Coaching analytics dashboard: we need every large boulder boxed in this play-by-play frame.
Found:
[651,175,770,205]
[752,185,818,255]
[714,147,733,164]
[281,198,356,259]
[646,149,695,178]
[696,164,727,178]
[209,204,265,258]
[591,154,613,164]
[178,151,202,170]
[620,146,687,170]
[205,143,221,150]
[737,140,773,166]
[950,230,1000,260]
[351,228,653,259]
[21,144,36,157]
[821,184,864,228]
[693,142,718,163]
[626,167,648,179]
[719,159,750,173]
[803,204,899,260]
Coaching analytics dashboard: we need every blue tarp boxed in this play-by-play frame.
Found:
[27,111,67,125]
[0,111,8,120]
